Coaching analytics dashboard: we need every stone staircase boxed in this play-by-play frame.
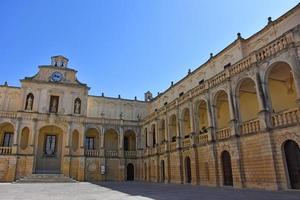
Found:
[15,174,77,183]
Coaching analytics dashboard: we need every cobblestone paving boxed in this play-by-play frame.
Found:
[0,181,299,200]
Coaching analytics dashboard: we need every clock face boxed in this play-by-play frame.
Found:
[51,71,63,82]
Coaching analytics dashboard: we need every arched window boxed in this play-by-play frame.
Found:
[25,93,34,110]
[74,98,81,114]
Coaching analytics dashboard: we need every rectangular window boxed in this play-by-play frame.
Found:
[44,135,56,156]
[85,137,95,150]
[2,132,13,147]
[49,95,59,113]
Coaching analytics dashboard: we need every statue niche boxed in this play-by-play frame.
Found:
[25,93,34,110]
[74,98,81,114]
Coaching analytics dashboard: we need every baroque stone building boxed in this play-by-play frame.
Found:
[1,3,300,191]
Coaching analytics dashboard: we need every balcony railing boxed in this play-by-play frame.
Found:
[199,133,208,144]
[241,118,260,134]
[85,149,99,157]
[124,151,137,158]
[216,127,231,140]
[0,147,12,155]
[183,138,191,148]
[105,150,119,158]
[272,108,300,128]
[255,32,292,62]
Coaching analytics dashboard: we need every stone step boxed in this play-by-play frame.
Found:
[16,174,77,183]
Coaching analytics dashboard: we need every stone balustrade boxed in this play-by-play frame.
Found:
[216,127,231,140]
[240,118,260,134]
[183,138,191,148]
[0,147,12,155]
[124,151,137,158]
[0,110,139,127]
[229,56,252,76]
[208,71,227,88]
[198,133,209,144]
[255,32,292,62]
[105,150,119,158]
[272,108,300,128]
[85,149,99,157]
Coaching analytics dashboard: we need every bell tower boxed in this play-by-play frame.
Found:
[51,55,69,68]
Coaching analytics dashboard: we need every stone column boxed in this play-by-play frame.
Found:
[207,94,216,141]
[100,126,105,157]
[255,71,271,130]
[62,122,72,177]
[176,104,182,148]
[12,117,21,154]
[79,124,86,156]
[119,126,124,157]
[227,81,238,136]
[164,114,169,152]
[154,119,159,147]
[288,49,300,104]
[189,99,196,134]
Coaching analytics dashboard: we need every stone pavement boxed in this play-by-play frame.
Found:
[0,181,299,200]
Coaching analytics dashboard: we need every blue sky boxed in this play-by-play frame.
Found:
[0,0,299,100]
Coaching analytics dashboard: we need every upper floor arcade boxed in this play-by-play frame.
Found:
[141,12,300,154]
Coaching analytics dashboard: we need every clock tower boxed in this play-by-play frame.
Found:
[20,56,89,115]
[51,55,68,68]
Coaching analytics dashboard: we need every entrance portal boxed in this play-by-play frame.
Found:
[221,151,233,186]
[161,160,165,182]
[185,157,192,183]
[35,126,63,174]
[127,163,134,181]
[284,140,300,189]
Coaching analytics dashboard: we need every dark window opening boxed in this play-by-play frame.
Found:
[85,137,95,150]
[2,132,13,147]
[44,135,57,157]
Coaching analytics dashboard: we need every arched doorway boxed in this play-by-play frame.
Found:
[35,125,63,174]
[0,122,14,149]
[104,129,118,151]
[160,160,165,183]
[151,124,156,147]
[267,62,297,113]
[284,140,300,189]
[214,91,230,130]
[182,108,191,138]
[185,157,192,183]
[196,100,209,134]
[221,151,233,186]
[127,163,134,181]
[169,114,177,142]
[237,78,259,122]
[144,163,147,181]
[124,130,136,151]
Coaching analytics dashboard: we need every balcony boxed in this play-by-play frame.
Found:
[105,150,118,158]
[85,149,99,157]
[183,138,191,148]
[0,147,12,155]
[216,127,231,140]
[124,151,137,158]
[240,118,260,134]
[272,108,300,128]
[198,133,209,144]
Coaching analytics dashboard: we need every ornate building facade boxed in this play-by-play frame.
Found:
[1,3,300,191]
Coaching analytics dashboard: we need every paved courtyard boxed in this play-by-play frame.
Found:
[0,181,299,200]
